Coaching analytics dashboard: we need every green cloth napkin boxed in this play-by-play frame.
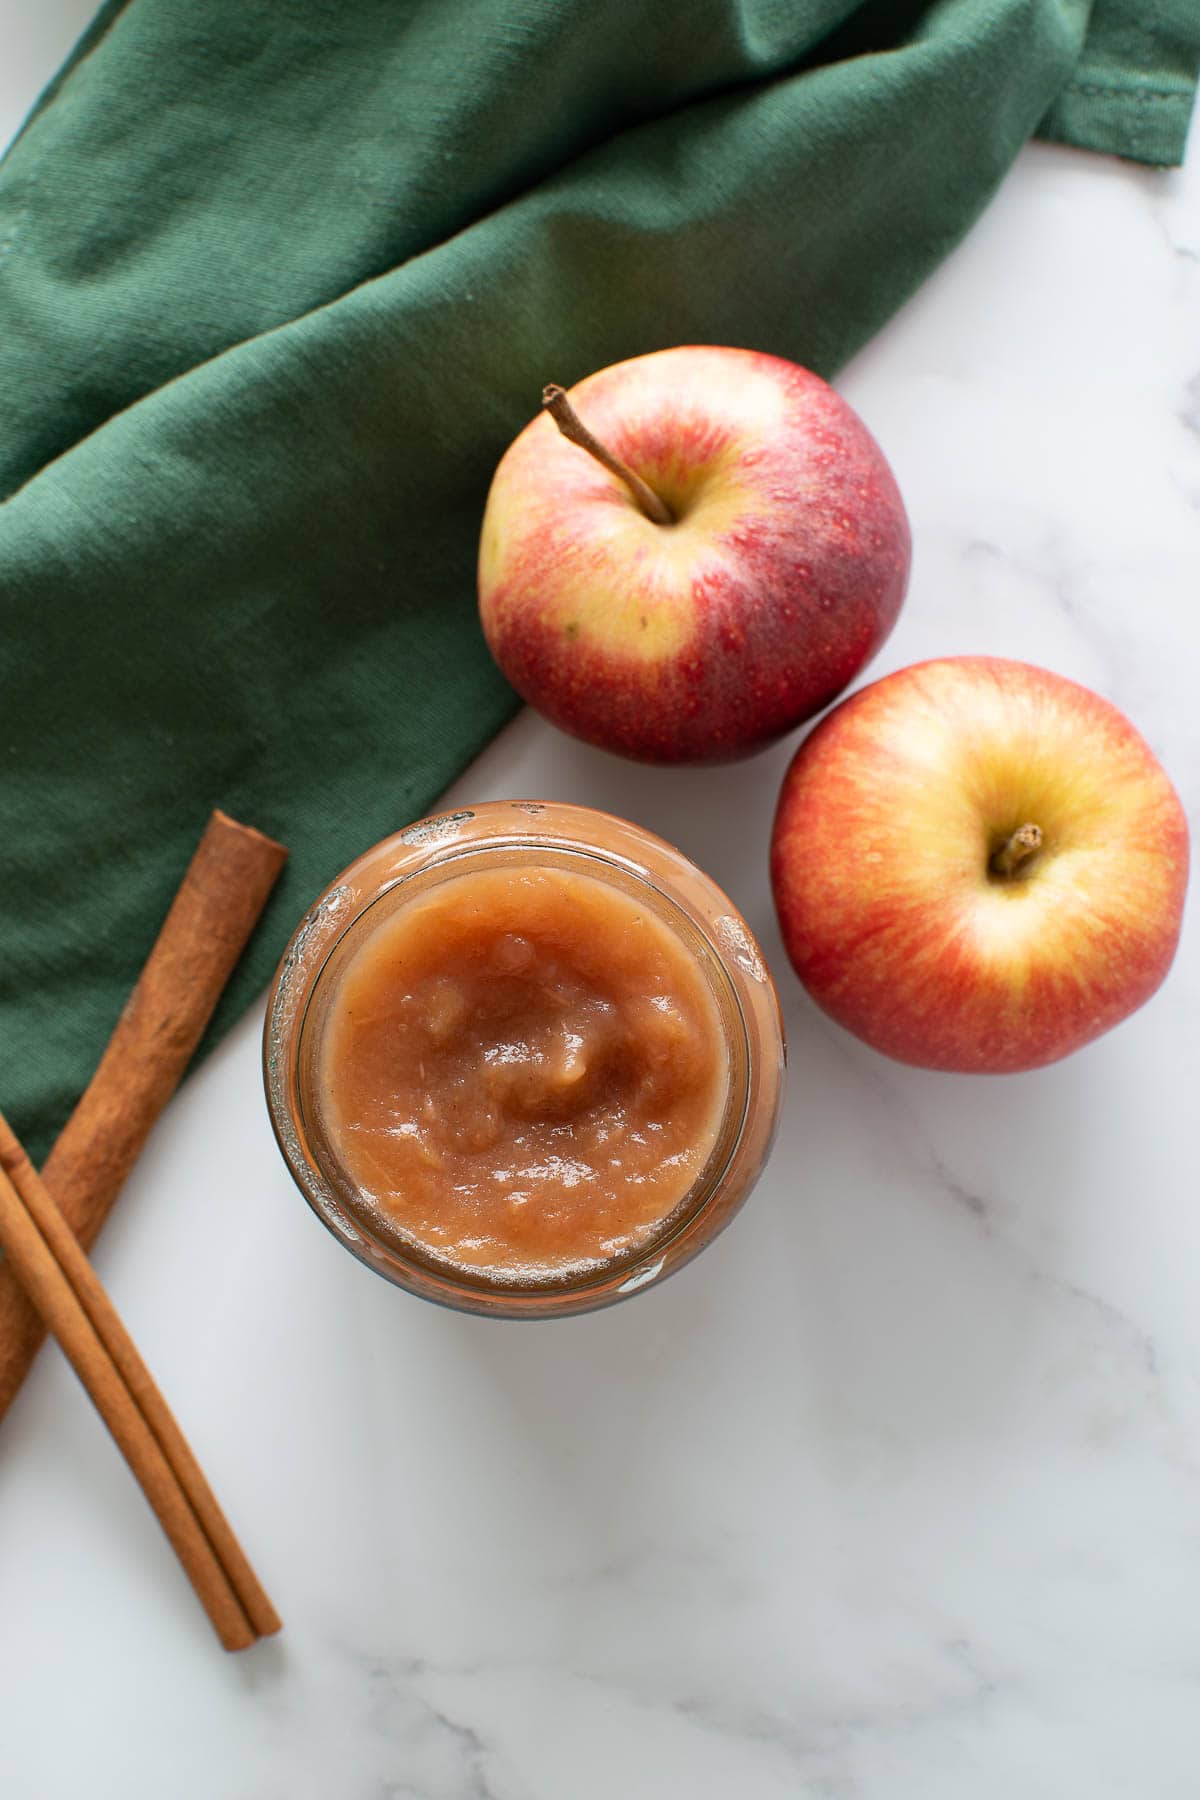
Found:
[0,0,1196,1160]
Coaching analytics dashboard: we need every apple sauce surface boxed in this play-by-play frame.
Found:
[316,864,727,1281]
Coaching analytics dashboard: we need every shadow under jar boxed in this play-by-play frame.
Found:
[264,801,785,1319]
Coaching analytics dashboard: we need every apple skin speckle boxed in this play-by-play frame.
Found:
[477,346,911,765]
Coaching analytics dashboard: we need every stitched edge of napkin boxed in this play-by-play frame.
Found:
[1038,2,1200,167]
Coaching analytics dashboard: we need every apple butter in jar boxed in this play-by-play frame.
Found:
[264,802,784,1317]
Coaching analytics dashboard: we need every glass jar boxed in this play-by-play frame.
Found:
[264,800,785,1318]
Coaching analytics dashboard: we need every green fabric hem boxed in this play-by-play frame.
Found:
[1039,75,1197,165]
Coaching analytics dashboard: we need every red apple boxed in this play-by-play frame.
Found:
[477,346,910,763]
[770,657,1189,1073]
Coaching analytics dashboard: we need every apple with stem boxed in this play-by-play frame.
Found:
[477,346,910,763]
[770,656,1189,1073]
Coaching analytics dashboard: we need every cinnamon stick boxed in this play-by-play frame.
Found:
[0,1114,277,1650]
[0,810,287,1422]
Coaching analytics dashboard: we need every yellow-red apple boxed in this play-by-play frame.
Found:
[770,657,1189,1073]
[478,346,910,763]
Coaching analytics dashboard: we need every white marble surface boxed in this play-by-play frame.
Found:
[2,9,1199,1797]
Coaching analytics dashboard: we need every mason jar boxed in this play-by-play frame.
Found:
[264,800,784,1319]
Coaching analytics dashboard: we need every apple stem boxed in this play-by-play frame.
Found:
[542,384,674,525]
[990,822,1043,878]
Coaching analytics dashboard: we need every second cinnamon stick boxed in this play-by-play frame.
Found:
[0,1114,275,1650]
